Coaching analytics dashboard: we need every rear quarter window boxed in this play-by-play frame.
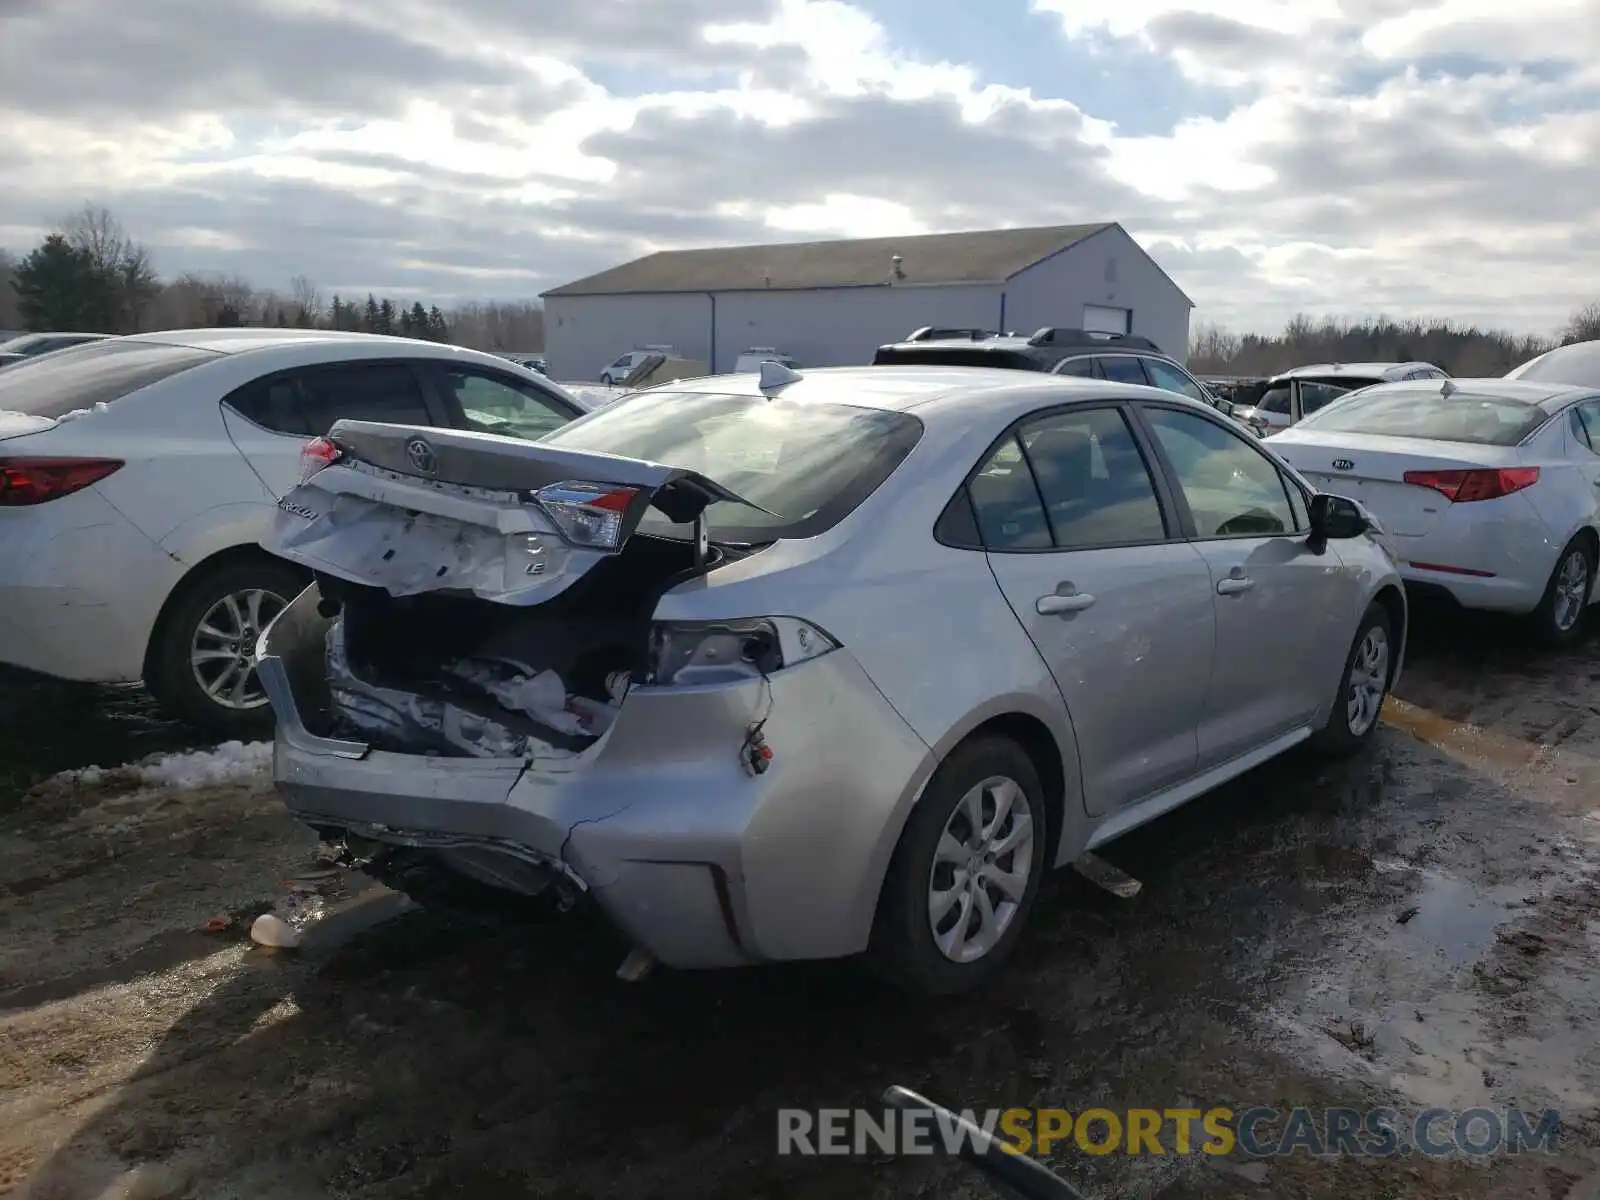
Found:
[0,340,219,418]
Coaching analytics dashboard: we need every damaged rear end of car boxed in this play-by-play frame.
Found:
[257,393,934,972]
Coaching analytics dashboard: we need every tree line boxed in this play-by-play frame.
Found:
[1189,306,1600,378]
[0,206,545,352]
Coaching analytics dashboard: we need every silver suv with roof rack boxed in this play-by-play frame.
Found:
[873,326,1241,419]
[1232,361,1450,437]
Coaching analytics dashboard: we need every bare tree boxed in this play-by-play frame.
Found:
[289,275,323,326]
[1561,302,1600,347]
[56,205,158,332]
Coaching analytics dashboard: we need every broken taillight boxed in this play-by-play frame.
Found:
[1402,467,1540,502]
[648,617,838,686]
[533,480,640,550]
[0,457,123,506]
[299,436,342,482]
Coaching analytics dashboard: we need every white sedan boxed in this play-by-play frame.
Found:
[1270,377,1600,643]
[0,329,589,734]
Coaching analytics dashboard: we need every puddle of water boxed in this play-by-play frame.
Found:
[1397,872,1528,966]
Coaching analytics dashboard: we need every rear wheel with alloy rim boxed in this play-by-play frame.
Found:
[1532,536,1595,647]
[145,558,307,737]
[869,736,1048,995]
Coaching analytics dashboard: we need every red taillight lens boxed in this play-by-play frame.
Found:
[1402,467,1540,502]
[299,436,342,482]
[0,457,123,506]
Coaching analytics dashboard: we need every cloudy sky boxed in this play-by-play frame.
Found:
[2,0,1597,334]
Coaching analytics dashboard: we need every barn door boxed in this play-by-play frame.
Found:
[1083,305,1131,335]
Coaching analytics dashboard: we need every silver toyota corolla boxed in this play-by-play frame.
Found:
[256,363,1406,995]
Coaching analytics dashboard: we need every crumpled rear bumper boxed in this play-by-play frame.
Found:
[258,583,935,970]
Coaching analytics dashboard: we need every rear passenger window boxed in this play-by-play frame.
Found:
[1054,357,1100,379]
[1020,409,1168,547]
[968,434,1052,550]
[1098,357,1150,385]
[296,362,433,434]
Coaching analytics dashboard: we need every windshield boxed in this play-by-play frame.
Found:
[0,334,59,355]
[1506,341,1600,387]
[539,390,923,541]
[1294,386,1550,445]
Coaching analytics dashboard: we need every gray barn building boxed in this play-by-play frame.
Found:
[540,222,1193,381]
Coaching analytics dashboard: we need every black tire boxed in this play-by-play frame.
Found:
[867,737,1049,996]
[1530,535,1595,648]
[1309,601,1394,758]
[145,556,308,738]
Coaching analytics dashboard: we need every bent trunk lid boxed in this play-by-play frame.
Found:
[261,419,762,606]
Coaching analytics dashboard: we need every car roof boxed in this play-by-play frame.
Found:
[119,328,450,354]
[1274,362,1436,381]
[642,363,1213,422]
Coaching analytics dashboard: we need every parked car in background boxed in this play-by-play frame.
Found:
[0,331,114,360]
[872,327,1237,416]
[1505,339,1600,387]
[0,329,589,735]
[505,354,549,376]
[256,363,1404,994]
[1232,362,1450,437]
[601,347,676,384]
[1270,377,1600,644]
[732,347,801,372]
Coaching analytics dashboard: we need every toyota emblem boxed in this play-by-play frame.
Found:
[1331,458,1355,471]
[405,437,438,476]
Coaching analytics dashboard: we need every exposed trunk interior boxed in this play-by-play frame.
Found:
[313,533,740,758]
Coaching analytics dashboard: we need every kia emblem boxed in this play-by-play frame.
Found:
[1332,458,1355,471]
[405,437,439,476]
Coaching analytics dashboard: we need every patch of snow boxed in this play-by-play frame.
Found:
[54,400,111,423]
[54,740,272,790]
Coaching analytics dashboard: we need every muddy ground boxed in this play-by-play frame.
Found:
[2,607,1599,1199]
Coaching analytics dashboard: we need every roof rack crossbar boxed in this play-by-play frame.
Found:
[1026,326,1161,353]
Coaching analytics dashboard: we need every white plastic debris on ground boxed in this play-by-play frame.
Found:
[55,740,272,789]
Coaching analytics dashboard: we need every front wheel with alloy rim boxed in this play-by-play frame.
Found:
[1532,536,1595,647]
[145,558,307,737]
[1310,601,1394,757]
[868,736,1048,996]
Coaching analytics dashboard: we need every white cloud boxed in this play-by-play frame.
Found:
[1,0,1599,334]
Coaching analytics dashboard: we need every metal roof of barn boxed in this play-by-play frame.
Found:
[542,222,1124,298]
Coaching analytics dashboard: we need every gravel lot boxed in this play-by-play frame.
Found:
[2,605,1598,1199]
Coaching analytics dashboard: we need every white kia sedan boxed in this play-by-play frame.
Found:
[0,329,589,734]
[1270,377,1600,643]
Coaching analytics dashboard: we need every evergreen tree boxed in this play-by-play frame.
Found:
[12,234,99,331]
[363,294,380,332]
[426,305,449,341]
[376,298,396,335]
[409,301,429,338]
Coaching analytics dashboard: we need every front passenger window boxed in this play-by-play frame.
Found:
[1144,407,1297,538]
[1142,359,1207,402]
[1574,401,1600,453]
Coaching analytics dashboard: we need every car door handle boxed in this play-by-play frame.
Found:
[1216,576,1255,596]
[1037,591,1096,615]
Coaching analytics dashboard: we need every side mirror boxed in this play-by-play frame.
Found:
[1308,492,1369,552]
